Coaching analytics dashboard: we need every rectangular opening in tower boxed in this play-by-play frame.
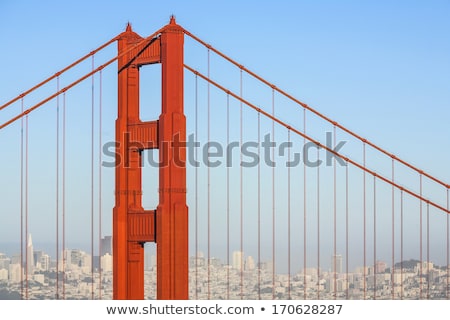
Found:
[139,64,161,122]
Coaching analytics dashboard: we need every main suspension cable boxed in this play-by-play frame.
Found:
[184,65,450,215]
[182,28,450,190]
[0,37,118,112]
[1,28,164,131]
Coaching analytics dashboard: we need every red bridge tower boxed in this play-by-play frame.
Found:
[113,17,188,300]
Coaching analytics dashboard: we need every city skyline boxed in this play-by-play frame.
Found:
[1,233,448,276]
[1,242,448,300]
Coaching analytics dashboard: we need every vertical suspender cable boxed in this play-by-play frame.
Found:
[363,142,366,299]
[62,92,66,300]
[391,159,395,299]
[287,129,291,300]
[345,160,349,299]
[400,189,404,299]
[56,77,60,299]
[90,56,95,300]
[426,202,430,299]
[226,93,230,299]
[240,69,244,299]
[98,70,103,300]
[419,174,423,299]
[303,108,307,300]
[20,98,24,299]
[207,48,211,299]
[271,88,276,299]
[333,126,337,299]
[194,74,199,299]
[257,111,261,300]
[447,188,449,299]
[25,110,29,300]
[317,145,320,299]
[373,175,377,300]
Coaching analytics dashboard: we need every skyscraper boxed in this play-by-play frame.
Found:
[232,251,243,270]
[101,236,112,256]
[27,234,34,274]
[332,254,343,274]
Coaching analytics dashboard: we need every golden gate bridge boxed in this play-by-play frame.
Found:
[0,17,449,300]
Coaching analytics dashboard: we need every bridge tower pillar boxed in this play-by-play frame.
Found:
[113,17,188,300]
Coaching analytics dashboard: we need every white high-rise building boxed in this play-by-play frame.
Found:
[0,268,8,280]
[9,264,22,283]
[27,234,34,274]
[39,254,51,271]
[101,253,113,272]
[0,253,10,270]
[232,251,243,270]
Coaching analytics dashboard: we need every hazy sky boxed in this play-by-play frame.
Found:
[0,1,449,270]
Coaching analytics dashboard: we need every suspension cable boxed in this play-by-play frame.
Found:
[400,189,404,300]
[62,92,66,300]
[90,55,95,300]
[1,28,165,131]
[303,108,307,300]
[98,69,103,300]
[56,77,60,299]
[184,65,450,215]
[400,189,403,300]
[333,125,337,299]
[317,144,320,300]
[182,28,450,190]
[447,188,449,299]
[240,69,244,299]
[20,98,24,299]
[25,113,29,300]
[272,87,276,300]
[0,37,118,113]
[194,74,199,300]
[287,128,291,300]
[363,142,366,300]
[345,160,349,299]
[257,109,261,300]
[207,48,211,300]
[391,158,395,299]
[419,174,423,299]
[226,92,230,299]
[427,202,430,299]
[373,174,377,300]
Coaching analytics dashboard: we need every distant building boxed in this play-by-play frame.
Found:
[101,253,112,272]
[331,254,343,274]
[39,254,50,271]
[27,234,34,274]
[101,236,112,256]
[232,251,243,270]
[0,253,10,270]
[245,256,255,270]
[34,250,43,269]
[375,260,387,274]
[0,268,8,281]
[8,264,22,283]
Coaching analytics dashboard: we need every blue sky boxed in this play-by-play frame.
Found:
[1,0,449,173]
[0,1,449,270]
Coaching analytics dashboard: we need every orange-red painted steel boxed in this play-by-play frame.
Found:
[113,17,188,300]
